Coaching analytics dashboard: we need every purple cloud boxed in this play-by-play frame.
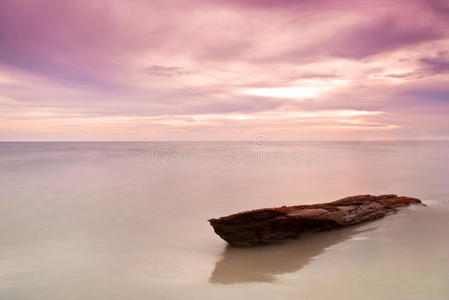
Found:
[419,51,449,75]
[0,0,448,140]
[143,65,191,77]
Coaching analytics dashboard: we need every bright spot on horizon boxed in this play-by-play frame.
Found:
[243,86,330,99]
[243,80,349,99]
[337,110,383,117]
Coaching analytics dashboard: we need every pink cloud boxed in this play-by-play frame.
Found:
[0,0,448,140]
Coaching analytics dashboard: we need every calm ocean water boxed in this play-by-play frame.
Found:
[0,141,448,299]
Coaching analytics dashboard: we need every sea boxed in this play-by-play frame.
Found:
[0,141,448,299]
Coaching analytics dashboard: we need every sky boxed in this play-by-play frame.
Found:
[0,0,448,141]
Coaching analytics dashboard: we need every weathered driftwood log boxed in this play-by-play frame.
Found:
[209,194,423,246]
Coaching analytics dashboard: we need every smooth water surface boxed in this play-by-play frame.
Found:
[0,141,448,299]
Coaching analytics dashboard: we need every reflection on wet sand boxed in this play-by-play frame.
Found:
[210,226,376,284]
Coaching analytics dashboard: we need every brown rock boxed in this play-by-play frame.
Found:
[208,194,424,246]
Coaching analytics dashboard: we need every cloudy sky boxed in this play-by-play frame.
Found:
[0,0,448,140]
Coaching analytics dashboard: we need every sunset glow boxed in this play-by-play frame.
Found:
[0,0,448,140]
[243,87,331,99]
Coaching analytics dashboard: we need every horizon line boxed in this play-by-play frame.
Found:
[1,139,448,143]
